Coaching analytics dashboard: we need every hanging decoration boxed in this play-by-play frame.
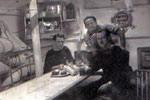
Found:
[111,11,134,29]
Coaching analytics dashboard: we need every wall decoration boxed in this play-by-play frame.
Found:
[111,11,134,29]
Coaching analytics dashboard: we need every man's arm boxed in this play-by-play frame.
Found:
[83,34,93,48]
[88,55,101,74]
[115,28,126,48]
[77,38,84,51]
[43,52,52,73]
[64,46,74,63]
[106,25,126,48]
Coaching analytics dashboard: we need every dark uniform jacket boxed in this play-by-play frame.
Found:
[44,46,73,73]
[90,46,132,84]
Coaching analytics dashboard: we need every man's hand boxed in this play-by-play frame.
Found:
[98,81,112,92]
[90,33,97,46]
[51,64,64,70]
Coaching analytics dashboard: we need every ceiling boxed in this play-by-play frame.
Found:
[0,0,64,9]
[0,0,149,9]
[0,0,30,9]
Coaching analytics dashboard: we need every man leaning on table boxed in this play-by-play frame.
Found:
[43,34,74,74]
[78,16,135,100]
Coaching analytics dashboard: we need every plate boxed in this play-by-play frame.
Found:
[51,69,70,77]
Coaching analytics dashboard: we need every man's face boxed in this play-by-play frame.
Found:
[55,37,64,50]
[97,32,108,48]
[84,18,97,32]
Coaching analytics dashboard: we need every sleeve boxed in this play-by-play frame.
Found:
[89,55,101,73]
[77,33,92,50]
[43,51,53,73]
[84,33,93,48]
[112,46,131,69]
[105,25,119,34]
[64,46,74,63]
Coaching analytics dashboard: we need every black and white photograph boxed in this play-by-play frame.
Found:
[0,0,150,100]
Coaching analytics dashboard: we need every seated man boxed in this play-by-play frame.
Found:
[43,34,74,74]
[81,31,133,100]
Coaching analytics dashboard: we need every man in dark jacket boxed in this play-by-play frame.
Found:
[81,30,133,100]
[43,34,74,74]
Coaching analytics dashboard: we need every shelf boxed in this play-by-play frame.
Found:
[25,16,61,21]
[24,0,77,41]
[40,16,61,18]
[25,18,42,22]
[44,29,61,32]
[25,32,62,40]
[37,1,64,5]
[62,19,76,22]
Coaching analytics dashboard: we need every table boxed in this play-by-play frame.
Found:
[0,72,88,100]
